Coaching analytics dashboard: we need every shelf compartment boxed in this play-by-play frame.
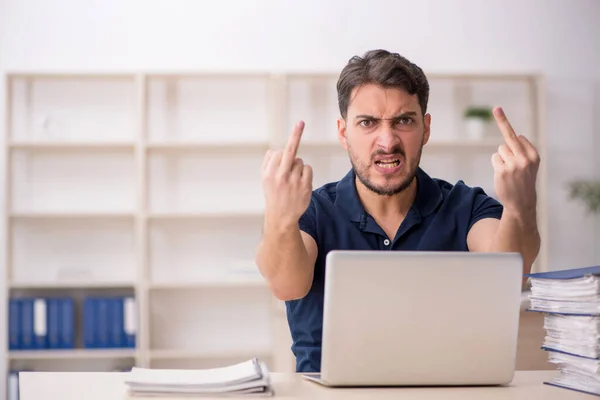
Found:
[8,286,138,372]
[149,287,273,358]
[10,218,136,286]
[296,145,352,189]
[148,215,263,285]
[419,152,497,197]
[427,76,535,142]
[285,75,340,144]
[146,75,271,144]
[147,149,265,214]
[10,148,136,214]
[148,349,274,372]
[8,75,136,143]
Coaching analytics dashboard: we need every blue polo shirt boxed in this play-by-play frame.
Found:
[286,167,504,373]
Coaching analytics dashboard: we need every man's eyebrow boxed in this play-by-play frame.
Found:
[354,111,418,120]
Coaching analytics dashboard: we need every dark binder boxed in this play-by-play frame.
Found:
[110,297,124,348]
[83,297,97,349]
[20,299,34,350]
[525,265,600,279]
[9,299,21,350]
[97,297,109,348]
[59,298,75,349]
[47,298,60,349]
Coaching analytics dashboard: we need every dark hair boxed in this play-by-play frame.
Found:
[337,49,430,119]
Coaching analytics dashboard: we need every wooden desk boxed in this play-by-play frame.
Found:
[18,370,596,399]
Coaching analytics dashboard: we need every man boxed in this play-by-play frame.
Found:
[256,49,541,373]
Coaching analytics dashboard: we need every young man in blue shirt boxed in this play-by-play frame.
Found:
[256,49,541,373]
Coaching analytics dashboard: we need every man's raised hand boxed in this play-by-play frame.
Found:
[261,121,313,228]
[491,107,540,214]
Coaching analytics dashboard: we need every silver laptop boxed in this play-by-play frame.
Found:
[303,250,523,387]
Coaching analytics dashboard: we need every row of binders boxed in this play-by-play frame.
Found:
[527,265,600,397]
[9,296,137,350]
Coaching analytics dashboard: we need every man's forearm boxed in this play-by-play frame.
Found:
[255,218,314,301]
[489,208,541,278]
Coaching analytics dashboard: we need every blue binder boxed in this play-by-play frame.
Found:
[525,265,600,279]
[96,298,110,348]
[9,299,20,350]
[544,382,600,397]
[20,299,34,350]
[525,265,600,316]
[59,298,75,349]
[83,297,97,349]
[47,299,61,349]
[110,297,124,348]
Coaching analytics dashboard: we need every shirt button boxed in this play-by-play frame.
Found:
[383,239,390,246]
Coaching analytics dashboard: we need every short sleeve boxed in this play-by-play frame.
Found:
[468,190,504,232]
[298,195,318,243]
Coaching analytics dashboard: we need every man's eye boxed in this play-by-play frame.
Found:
[397,118,413,125]
[360,120,375,127]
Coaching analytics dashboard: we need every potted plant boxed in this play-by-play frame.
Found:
[463,106,493,140]
[568,179,600,264]
[568,180,600,214]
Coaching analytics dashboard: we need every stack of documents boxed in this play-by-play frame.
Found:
[527,265,600,396]
[124,358,274,397]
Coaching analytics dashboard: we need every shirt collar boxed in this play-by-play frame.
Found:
[334,167,443,222]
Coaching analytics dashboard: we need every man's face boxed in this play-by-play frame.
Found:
[337,84,431,196]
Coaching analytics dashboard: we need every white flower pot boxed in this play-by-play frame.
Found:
[465,118,487,141]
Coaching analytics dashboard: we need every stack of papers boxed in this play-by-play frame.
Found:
[124,358,274,397]
[527,265,600,396]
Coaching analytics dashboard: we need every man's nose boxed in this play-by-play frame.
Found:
[376,125,399,151]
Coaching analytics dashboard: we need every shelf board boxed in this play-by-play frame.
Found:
[9,349,137,360]
[299,141,341,148]
[10,281,136,289]
[425,138,540,150]
[10,212,136,219]
[425,139,505,149]
[150,348,271,360]
[297,138,537,151]
[9,141,135,151]
[146,142,269,152]
[148,211,264,220]
[149,276,266,290]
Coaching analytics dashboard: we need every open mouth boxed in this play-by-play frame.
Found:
[375,159,400,169]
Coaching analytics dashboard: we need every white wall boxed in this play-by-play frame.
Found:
[1,0,599,78]
[1,0,599,381]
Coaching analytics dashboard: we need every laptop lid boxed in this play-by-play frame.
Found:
[320,250,523,386]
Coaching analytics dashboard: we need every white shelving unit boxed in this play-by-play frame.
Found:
[2,71,547,386]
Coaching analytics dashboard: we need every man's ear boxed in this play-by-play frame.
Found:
[423,113,431,146]
[337,117,348,150]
